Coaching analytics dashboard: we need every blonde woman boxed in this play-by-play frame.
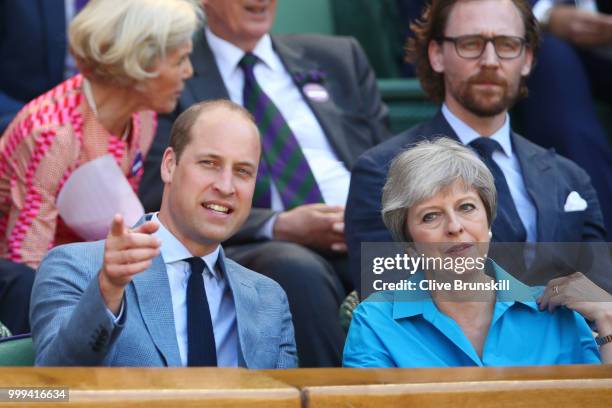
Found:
[0,0,201,268]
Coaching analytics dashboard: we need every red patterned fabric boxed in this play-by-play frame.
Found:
[0,75,157,268]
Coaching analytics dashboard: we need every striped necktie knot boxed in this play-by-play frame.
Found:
[239,53,259,74]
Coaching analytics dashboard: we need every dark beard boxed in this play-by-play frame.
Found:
[453,72,520,117]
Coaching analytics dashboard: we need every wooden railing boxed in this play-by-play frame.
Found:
[1,368,299,407]
[0,365,610,407]
[262,365,612,408]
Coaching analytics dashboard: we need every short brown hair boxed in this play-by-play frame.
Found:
[406,0,540,102]
[169,100,258,162]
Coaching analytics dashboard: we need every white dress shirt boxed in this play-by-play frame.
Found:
[205,28,351,211]
[441,105,538,242]
[152,213,238,367]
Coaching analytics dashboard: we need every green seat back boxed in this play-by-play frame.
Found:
[332,0,405,78]
[271,2,437,134]
[271,0,334,35]
[0,336,35,366]
[378,79,438,134]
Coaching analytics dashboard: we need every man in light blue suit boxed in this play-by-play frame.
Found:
[30,100,297,368]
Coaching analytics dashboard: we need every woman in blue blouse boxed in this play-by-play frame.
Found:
[343,138,612,367]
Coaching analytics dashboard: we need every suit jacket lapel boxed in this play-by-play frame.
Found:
[131,217,181,366]
[272,36,357,168]
[218,249,258,368]
[512,133,558,241]
[420,110,460,143]
[183,30,230,107]
[40,0,66,84]
[411,117,559,242]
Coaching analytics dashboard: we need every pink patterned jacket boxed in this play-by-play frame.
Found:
[0,75,157,268]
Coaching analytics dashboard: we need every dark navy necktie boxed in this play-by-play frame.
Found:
[185,257,217,367]
[469,137,527,242]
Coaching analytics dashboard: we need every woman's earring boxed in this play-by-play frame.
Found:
[488,230,493,239]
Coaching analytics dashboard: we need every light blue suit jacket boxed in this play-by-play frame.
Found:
[30,233,297,368]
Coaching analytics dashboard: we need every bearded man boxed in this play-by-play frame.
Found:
[345,0,607,295]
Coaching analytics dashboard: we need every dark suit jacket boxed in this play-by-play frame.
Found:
[0,0,67,132]
[529,0,611,11]
[345,111,608,293]
[139,30,390,243]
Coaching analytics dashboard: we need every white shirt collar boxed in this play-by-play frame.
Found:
[441,104,513,158]
[205,27,282,83]
[152,213,220,278]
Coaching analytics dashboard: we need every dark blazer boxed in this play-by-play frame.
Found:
[528,0,610,9]
[138,30,390,242]
[0,0,67,132]
[345,111,608,293]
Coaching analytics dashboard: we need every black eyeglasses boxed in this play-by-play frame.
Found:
[438,35,527,60]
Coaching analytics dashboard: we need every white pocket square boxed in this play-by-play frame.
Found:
[563,191,588,212]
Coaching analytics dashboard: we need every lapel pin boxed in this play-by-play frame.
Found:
[293,69,329,103]
[303,83,329,103]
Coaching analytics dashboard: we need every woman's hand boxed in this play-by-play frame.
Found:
[538,272,612,363]
[537,272,612,335]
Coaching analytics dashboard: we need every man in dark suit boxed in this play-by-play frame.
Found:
[516,0,612,234]
[345,0,608,296]
[0,0,79,132]
[138,0,389,367]
[0,0,79,334]
[333,0,612,234]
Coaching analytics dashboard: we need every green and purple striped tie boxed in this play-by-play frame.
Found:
[239,53,324,209]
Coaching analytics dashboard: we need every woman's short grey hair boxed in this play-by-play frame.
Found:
[381,137,497,242]
[69,0,202,86]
